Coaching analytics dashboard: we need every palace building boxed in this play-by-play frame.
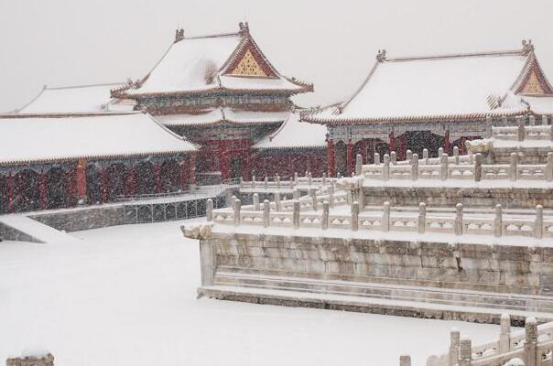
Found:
[113,23,316,183]
[0,113,196,214]
[303,40,553,177]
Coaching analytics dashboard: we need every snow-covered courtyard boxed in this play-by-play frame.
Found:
[0,219,506,365]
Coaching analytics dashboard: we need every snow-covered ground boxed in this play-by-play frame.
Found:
[0,219,506,365]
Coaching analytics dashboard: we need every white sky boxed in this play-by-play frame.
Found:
[0,0,551,112]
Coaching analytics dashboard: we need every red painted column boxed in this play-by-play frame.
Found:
[241,149,251,181]
[361,140,367,164]
[218,140,230,181]
[76,158,87,204]
[327,139,335,177]
[444,130,451,155]
[189,153,196,187]
[101,166,109,203]
[39,170,47,209]
[154,162,162,194]
[347,139,354,176]
[389,132,396,155]
[7,172,14,213]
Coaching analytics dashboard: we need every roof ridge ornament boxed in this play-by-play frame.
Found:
[376,49,387,62]
[239,22,249,35]
[174,28,185,43]
[522,39,534,55]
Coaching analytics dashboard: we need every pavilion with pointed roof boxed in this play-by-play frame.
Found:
[303,40,553,177]
[114,23,314,182]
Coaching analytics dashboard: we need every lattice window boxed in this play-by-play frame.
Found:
[521,70,546,95]
[231,49,267,77]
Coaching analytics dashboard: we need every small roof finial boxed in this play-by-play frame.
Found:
[239,22,249,35]
[174,28,185,43]
[376,49,387,62]
[522,39,534,54]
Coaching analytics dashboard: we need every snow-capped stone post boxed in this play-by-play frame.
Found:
[546,152,553,182]
[509,152,518,182]
[391,151,397,165]
[310,188,318,211]
[455,203,464,236]
[534,205,543,239]
[399,354,411,366]
[485,116,493,138]
[233,199,241,226]
[542,115,549,125]
[351,201,359,231]
[308,172,313,186]
[440,153,449,181]
[474,153,483,182]
[252,176,256,189]
[206,199,214,222]
[494,204,503,238]
[406,149,413,162]
[382,202,390,232]
[293,188,300,200]
[411,153,419,181]
[253,193,260,211]
[382,154,390,181]
[294,172,298,185]
[438,147,444,158]
[274,192,282,212]
[524,317,539,366]
[423,148,429,164]
[357,177,365,209]
[264,176,269,190]
[374,152,380,165]
[453,146,460,165]
[322,201,329,230]
[328,183,335,208]
[293,200,300,229]
[418,202,426,234]
[529,114,536,126]
[449,328,460,366]
[322,172,327,185]
[263,200,270,228]
[517,117,525,141]
[499,313,511,354]
[276,175,281,190]
[289,178,294,190]
[355,154,363,176]
[458,335,472,366]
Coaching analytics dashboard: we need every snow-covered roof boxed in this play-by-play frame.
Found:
[0,113,196,165]
[305,44,552,125]
[155,108,290,127]
[254,111,327,150]
[120,25,312,97]
[17,83,135,115]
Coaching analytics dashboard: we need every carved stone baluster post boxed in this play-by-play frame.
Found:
[523,317,538,366]
[399,354,411,366]
[263,200,270,228]
[449,328,460,366]
[252,175,256,189]
[351,201,359,231]
[411,153,419,181]
[233,198,241,226]
[355,154,363,176]
[276,175,281,190]
[494,204,503,238]
[310,188,318,211]
[390,151,397,165]
[453,146,460,165]
[322,172,327,186]
[440,153,449,181]
[423,148,429,164]
[357,177,365,209]
[274,192,281,212]
[322,201,329,230]
[455,203,464,236]
[534,205,543,239]
[458,336,472,366]
[418,202,426,234]
[542,115,549,126]
[253,193,260,211]
[383,154,390,181]
[308,172,313,187]
[294,172,298,185]
[328,183,335,209]
[293,188,300,200]
[289,178,294,190]
[438,147,444,158]
[382,202,390,232]
[293,200,300,229]
[517,117,525,141]
[206,198,213,222]
[546,152,553,182]
[499,313,511,354]
[406,149,413,162]
[509,152,518,182]
[264,176,269,190]
[474,153,482,182]
[374,152,380,165]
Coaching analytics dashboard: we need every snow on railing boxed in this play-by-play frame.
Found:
[361,152,553,183]
[493,121,553,142]
[207,197,552,239]
[239,172,336,191]
[420,314,553,366]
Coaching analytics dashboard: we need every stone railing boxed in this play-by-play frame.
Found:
[361,152,553,183]
[493,122,553,142]
[207,198,552,240]
[239,172,336,191]
[418,314,553,366]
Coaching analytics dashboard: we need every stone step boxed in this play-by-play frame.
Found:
[214,271,552,314]
[200,285,553,325]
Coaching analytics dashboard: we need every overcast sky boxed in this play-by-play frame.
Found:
[0,0,551,112]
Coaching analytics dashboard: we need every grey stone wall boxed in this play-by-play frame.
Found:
[0,222,42,243]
